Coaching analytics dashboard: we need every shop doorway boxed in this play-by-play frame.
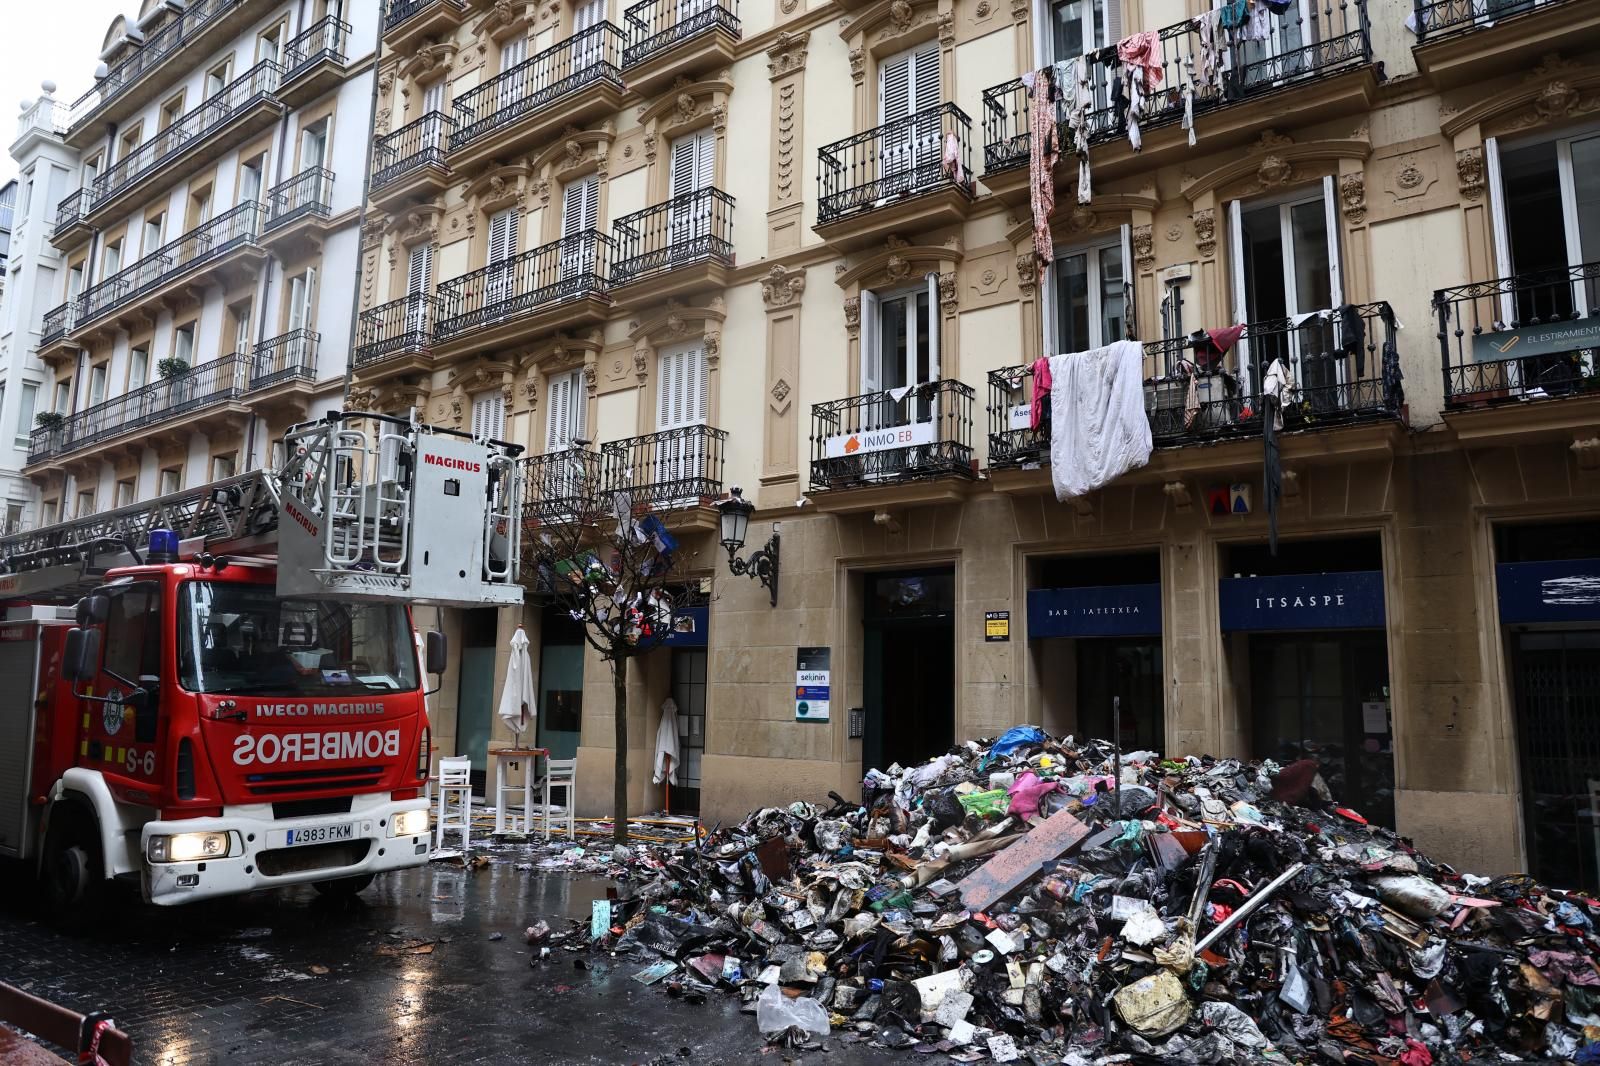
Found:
[1076,639,1163,752]
[668,648,708,815]
[536,606,585,761]
[863,569,955,772]
[1512,631,1600,893]
[1249,632,1393,828]
[456,608,499,793]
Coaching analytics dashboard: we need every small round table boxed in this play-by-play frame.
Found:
[490,747,548,835]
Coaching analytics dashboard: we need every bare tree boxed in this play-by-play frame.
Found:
[521,445,698,842]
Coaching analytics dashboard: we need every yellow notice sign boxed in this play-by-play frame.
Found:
[984,611,1010,642]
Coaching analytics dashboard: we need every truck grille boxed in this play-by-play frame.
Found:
[256,839,372,877]
[244,766,384,796]
[272,796,353,819]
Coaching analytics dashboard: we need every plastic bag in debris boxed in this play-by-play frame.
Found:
[957,789,1010,817]
[615,913,721,959]
[1369,874,1452,919]
[1197,1001,1272,1052]
[985,725,1045,761]
[755,982,830,1039]
[1113,970,1191,1037]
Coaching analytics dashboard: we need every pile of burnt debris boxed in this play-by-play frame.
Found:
[590,728,1600,1064]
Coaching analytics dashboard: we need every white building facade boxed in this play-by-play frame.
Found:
[15,0,376,526]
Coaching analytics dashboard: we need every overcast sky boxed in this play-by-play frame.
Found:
[0,1,132,185]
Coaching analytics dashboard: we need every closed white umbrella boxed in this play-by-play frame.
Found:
[653,697,680,785]
[496,625,536,736]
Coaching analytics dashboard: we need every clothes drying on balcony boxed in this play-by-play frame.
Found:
[1030,355,1052,431]
[1047,340,1153,501]
[1026,65,1062,272]
[1116,32,1163,93]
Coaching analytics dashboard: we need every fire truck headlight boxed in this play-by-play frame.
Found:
[389,810,430,838]
[148,832,232,864]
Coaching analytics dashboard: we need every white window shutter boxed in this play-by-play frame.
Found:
[1103,0,1121,48]
[880,52,910,124]
[690,345,707,424]
[563,177,597,236]
[423,81,444,114]
[861,289,881,393]
[583,178,599,231]
[288,276,307,332]
[697,132,715,189]
[1485,136,1514,327]
[1322,173,1343,308]
[546,375,566,449]
[575,0,603,31]
[911,45,940,113]
[488,208,518,263]
[1227,199,1251,393]
[408,244,432,293]
[473,390,505,440]
[1119,222,1135,341]
[302,267,316,330]
[671,136,697,199]
[925,273,941,381]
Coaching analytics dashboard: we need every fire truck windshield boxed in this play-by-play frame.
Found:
[178,582,420,696]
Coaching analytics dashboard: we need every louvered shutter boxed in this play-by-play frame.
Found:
[671,136,698,199]
[879,51,910,124]
[910,45,940,113]
[562,177,599,235]
[488,208,518,263]
[500,35,528,72]
[472,390,505,440]
[407,244,432,293]
[1103,0,1121,48]
[545,373,569,449]
[657,342,706,430]
[422,81,444,115]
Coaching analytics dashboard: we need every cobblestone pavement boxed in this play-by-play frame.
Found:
[0,856,911,1066]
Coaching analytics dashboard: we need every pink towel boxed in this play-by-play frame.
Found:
[1007,770,1060,820]
[1030,356,1053,430]
[1117,31,1164,93]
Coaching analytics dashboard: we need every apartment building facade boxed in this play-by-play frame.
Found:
[361,0,1591,884]
[16,0,377,528]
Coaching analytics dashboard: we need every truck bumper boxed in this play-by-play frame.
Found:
[141,792,430,905]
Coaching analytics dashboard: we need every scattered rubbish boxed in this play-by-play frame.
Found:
[374,940,435,957]
[525,921,551,944]
[487,932,504,942]
[582,731,1600,1062]
[306,965,329,975]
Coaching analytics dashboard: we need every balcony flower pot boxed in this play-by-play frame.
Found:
[33,411,65,431]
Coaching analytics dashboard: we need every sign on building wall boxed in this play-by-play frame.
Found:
[1496,559,1600,624]
[663,605,708,647]
[796,646,830,722]
[822,420,935,459]
[1026,584,1162,638]
[1472,321,1600,364]
[1218,571,1386,631]
[985,611,1010,641]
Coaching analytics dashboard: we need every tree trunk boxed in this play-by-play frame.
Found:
[612,655,628,844]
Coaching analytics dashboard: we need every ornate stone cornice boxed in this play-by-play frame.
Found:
[766,30,810,79]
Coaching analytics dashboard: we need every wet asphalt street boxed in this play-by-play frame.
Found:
[0,855,913,1066]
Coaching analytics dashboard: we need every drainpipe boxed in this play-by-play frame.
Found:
[341,37,384,409]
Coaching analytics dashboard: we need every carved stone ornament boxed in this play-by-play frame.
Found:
[583,363,598,392]
[1456,146,1485,201]
[848,47,865,80]
[1536,80,1581,121]
[975,0,991,16]
[888,0,914,30]
[843,295,861,337]
[1340,172,1366,225]
[761,264,806,307]
[938,272,957,315]
[675,93,698,122]
[771,378,791,403]
[1015,253,1036,294]
[937,10,955,45]
[780,0,799,13]
[1257,154,1293,188]
[1131,225,1155,271]
[704,331,721,366]
[766,30,810,79]
[521,374,538,406]
[1192,209,1216,257]
[1063,205,1098,234]
[1010,0,1028,21]
[1396,164,1423,190]
[633,347,648,380]
[885,253,911,282]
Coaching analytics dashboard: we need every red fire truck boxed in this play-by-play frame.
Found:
[0,412,523,908]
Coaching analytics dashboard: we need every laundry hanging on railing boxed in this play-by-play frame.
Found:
[1188,323,1245,371]
[942,132,966,184]
[1047,340,1153,501]
[1068,56,1093,203]
[1030,355,1053,431]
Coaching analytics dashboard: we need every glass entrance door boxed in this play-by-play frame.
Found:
[536,607,585,761]
[669,648,707,815]
[1249,632,1393,828]
[1075,638,1163,752]
[1514,630,1600,892]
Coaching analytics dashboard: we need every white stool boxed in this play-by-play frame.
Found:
[492,748,543,835]
[541,758,577,840]
[434,756,473,853]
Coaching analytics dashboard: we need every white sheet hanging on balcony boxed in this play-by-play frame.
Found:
[1047,340,1153,501]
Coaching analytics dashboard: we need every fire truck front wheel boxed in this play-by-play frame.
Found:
[312,873,376,898]
[41,809,103,916]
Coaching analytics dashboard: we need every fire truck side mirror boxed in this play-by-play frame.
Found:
[425,631,448,677]
[64,627,101,682]
[75,593,109,627]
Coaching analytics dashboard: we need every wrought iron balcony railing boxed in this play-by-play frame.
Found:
[64,0,244,133]
[434,230,612,340]
[986,302,1401,466]
[611,188,734,286]
[89,60,281,211]
[817,103,974,226]
[448,23,625,151]
[810,379,975,491]
[250,329,319,389]
[521,446,603,525]
[622,0,740,67]
[283,15,350,78]
[1412,0,1570,42]
[1433,262,1600,407]
[372,112,454,191]
[74,202,263,330]
[385,0,464,32]
[355,293,436,369]
[265,167,334,231]
[39,303,74,349]
[602,425,728,509]
[26,354,248,465]
[53,189,91,240]
[980,0,1371,173]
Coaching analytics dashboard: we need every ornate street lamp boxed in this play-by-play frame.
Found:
[716,486,779,607]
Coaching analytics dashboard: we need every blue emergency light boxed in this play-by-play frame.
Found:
[149,529,180,563]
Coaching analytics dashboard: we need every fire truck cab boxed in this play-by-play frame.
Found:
[0,412,523,908]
